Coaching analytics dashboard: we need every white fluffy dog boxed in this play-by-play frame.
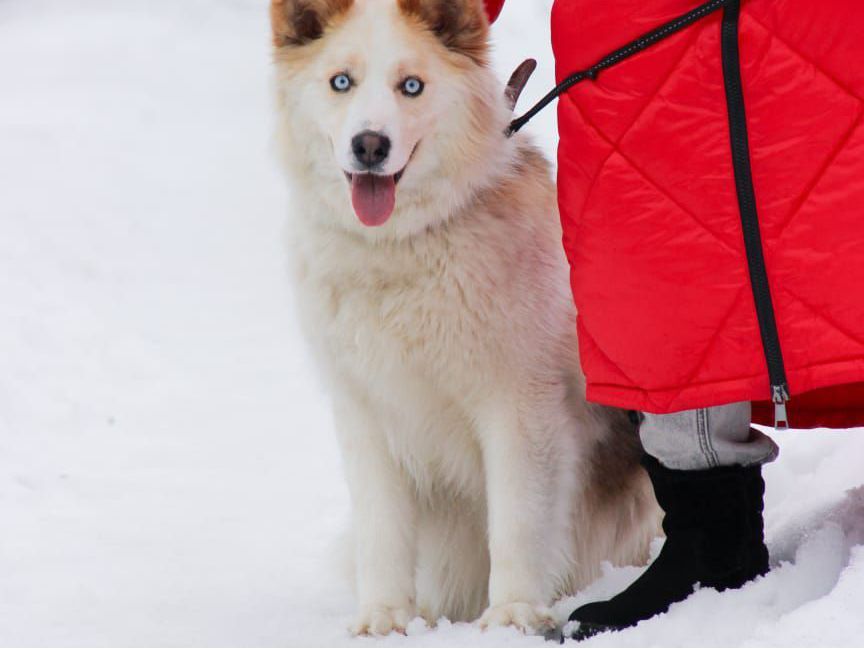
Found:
[270,0,659,636]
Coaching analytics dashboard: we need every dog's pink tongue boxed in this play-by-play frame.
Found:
[351,174,396,227]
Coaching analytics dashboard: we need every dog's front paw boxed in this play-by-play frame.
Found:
[349,605,417,637]
[478,602,555,634]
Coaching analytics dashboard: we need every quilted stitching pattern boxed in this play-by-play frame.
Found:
[553,0,864,425]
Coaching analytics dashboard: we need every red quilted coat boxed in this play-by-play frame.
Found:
[488,0,864,429]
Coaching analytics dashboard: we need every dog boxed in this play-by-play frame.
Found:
[270,0,659,636]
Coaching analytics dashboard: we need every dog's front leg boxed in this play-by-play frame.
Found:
[475,400,556,634]
[334,393,418,636]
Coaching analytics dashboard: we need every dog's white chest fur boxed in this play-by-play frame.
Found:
[292,219,506,498]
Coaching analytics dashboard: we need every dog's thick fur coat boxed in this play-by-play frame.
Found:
[271,0,659,635]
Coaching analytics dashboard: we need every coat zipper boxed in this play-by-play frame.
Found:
[720,0,791,429]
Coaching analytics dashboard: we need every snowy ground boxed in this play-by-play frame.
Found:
[1,1,862,647]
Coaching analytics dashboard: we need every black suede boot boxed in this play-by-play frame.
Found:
[567,454,769,641]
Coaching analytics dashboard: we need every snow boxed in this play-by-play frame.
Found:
[0,1,862,647]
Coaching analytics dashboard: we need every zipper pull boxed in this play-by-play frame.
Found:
[772,383,790,430]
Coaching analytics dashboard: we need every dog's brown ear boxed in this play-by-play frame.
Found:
[270,0,353,48]
[398,0,489,64]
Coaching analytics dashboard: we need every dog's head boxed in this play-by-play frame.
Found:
[271,0,514,238]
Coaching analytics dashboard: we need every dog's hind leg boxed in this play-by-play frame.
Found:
[415,499,489,624]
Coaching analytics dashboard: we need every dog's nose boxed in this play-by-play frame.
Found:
[351,130,391,169]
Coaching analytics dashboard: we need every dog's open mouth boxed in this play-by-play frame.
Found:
[344,169,405,228]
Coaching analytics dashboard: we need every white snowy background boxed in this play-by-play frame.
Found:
[1,0,863,646]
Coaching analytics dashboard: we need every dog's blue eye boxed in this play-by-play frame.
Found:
[401,76,424,97]
[330,73,353,93]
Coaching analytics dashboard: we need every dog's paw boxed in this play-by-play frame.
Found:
[478,602,555,634]
[349,605,416,637]
[417,607,439,629]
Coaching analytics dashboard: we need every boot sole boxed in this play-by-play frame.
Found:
[569,621,618,642]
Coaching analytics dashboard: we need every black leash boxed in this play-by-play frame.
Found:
[506,0,733,138]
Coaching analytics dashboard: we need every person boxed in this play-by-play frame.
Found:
[486,0,864,640]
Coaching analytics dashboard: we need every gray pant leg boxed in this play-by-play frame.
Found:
[640,402,779,471]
